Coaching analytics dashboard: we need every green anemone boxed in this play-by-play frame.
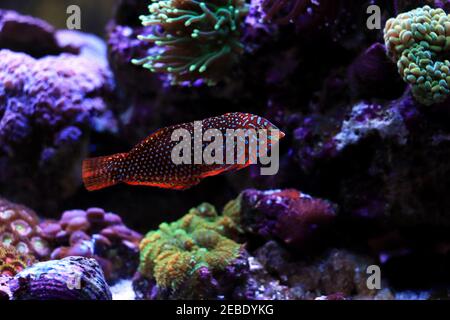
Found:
[132,0,249,86]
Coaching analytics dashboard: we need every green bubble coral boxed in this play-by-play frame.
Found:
[384,5,450,106]
[139,203,242,292]
[132,0,249,86]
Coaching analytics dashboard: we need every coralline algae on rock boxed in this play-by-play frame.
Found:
[229,189,337,250]
[334,102,409,151]
[9,256,112,300]
[248,241,390,300]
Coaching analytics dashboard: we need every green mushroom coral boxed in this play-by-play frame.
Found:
[139,203,242,293]
[132,0,249,86]
[384,5,450,106]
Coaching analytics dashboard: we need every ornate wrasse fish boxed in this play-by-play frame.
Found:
[82,113,284,191]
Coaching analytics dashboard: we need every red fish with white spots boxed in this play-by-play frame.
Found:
[82,113,285,191]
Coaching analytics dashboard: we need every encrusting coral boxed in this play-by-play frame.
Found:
[137,203,246,299]
[0,198,50,260]
[384,5,450,105]
[132,0,249,86]
[9,256,112,300]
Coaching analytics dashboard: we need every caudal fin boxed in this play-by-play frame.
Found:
[82,153,127,191]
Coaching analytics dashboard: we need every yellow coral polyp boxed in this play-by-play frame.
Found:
[0,245,35,277]
[139,203,241,291]
[384,5,450,105]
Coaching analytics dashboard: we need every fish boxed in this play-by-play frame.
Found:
[82,112,285,191]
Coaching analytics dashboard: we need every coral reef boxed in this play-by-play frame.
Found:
[0,10,115,213]
[289,91,450,229]
[240,241,392,300]
[136,203,247,299]
[384,5,450,105]
[39,207,142,283]
[229,189,337,251]
[9,256,112,300]
[1,0,450,301]
[0,198,50,259]
[0,245,35,277]
[132,0,249,86]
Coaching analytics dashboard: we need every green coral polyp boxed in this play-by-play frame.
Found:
[384,5,450,105]
[139,203,241,291]
[132,0,248,86]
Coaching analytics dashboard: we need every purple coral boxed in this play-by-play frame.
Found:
[0,10,114,212]
[39,207,142,284]
[9,256,112,300]
[237,189,337,250]
[0,10,60,57]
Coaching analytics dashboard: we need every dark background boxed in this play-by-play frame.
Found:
[1,0,116,37]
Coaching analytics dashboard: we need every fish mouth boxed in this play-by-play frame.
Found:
[279,131,286,139]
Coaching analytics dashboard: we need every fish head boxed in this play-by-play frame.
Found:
[260,117,286,141]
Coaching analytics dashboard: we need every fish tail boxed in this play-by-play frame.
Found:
[82,153,128,191]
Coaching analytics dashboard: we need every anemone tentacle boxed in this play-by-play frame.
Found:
[133,0,249,86]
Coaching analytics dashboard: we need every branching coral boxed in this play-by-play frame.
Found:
[132,0,249,86]
[138,203,243,297]
[384,5,450,105]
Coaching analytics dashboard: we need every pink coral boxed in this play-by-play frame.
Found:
[39,207,142,283]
